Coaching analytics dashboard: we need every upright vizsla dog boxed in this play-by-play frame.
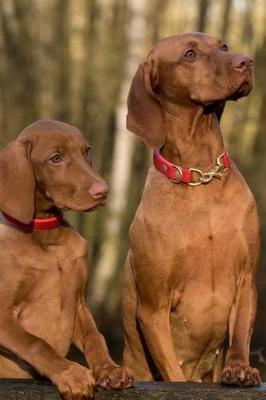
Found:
[0,120,133,400]
[122,33,261,386]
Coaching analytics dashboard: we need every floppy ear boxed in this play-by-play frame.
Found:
[0,140,35,224]
[126,60,165,148]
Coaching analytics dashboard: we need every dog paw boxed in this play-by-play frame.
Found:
[50,361,95,399]
[221,365,261,387]
[95,364,134,389]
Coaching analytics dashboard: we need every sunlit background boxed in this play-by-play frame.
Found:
[0,0,265,378]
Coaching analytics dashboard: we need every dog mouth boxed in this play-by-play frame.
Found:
[198,68,254,106]
[226,67,253,98]
[200,77,253,107]
[228,79,253,100]
[83,199,107,212]
[54,198,107,213]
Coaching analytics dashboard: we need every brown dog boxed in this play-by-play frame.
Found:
[122,33,261,386]
[0,120,133,399]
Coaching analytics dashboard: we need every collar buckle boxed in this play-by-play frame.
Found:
[169,165,183,183]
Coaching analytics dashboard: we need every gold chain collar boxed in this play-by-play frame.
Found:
[188,152,229,186]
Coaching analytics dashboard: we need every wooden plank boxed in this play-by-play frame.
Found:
[0,379,266,400]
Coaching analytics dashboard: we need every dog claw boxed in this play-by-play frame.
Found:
[222,365,261,387]
[95,365,134,389]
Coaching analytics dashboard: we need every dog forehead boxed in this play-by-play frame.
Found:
[150,33,222,58]
[18,119,89,150]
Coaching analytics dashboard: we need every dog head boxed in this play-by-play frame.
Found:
[127,32,254,147]
[0,119,108,224]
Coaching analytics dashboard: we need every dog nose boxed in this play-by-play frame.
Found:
[89,181,109,200]
[232,55,254,73]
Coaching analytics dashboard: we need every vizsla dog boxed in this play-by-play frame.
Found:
[0,120,133,399]
[122,33,261,386]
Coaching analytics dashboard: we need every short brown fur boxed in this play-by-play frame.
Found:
[0,120,133,400]
[123,33,261,386]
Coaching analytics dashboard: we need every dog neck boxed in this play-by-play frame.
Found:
[160,101,225,169]
[34,189,62,219]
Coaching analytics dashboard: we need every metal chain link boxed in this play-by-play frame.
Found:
[188,152,228,186]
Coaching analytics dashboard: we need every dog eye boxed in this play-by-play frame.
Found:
[184,49,196,59]
[50,153,63,163]
[221,44,228,52]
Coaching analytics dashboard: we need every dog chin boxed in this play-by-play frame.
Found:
[54,201,106,213]
[194,76,253,105]
[83,205,103,212]
[228,81,253,100]
[198,86,252,106]
[83,201,107,212]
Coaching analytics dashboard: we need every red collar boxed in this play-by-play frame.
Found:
[2,212,63,231]
[153,149,230,186]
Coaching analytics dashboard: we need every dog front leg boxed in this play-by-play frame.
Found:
[0,316,95,399]
[221,274,261,386]
[137,303,186,381]
[72,300,134,389]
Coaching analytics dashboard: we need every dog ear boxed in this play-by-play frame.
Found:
[126,60,165,148]
[0,140,35,224]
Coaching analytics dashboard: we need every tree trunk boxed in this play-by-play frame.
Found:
[90,0,148,309]
[54,0,71,121]
[221,0,232,41]
[197,0,210,32]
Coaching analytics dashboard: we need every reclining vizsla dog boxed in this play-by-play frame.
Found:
[122,33,261,386]
[0,120,133,399]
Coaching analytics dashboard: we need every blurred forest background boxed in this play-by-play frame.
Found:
[0,0,266,378]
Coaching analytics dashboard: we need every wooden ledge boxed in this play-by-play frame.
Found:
[0,379,266,399]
